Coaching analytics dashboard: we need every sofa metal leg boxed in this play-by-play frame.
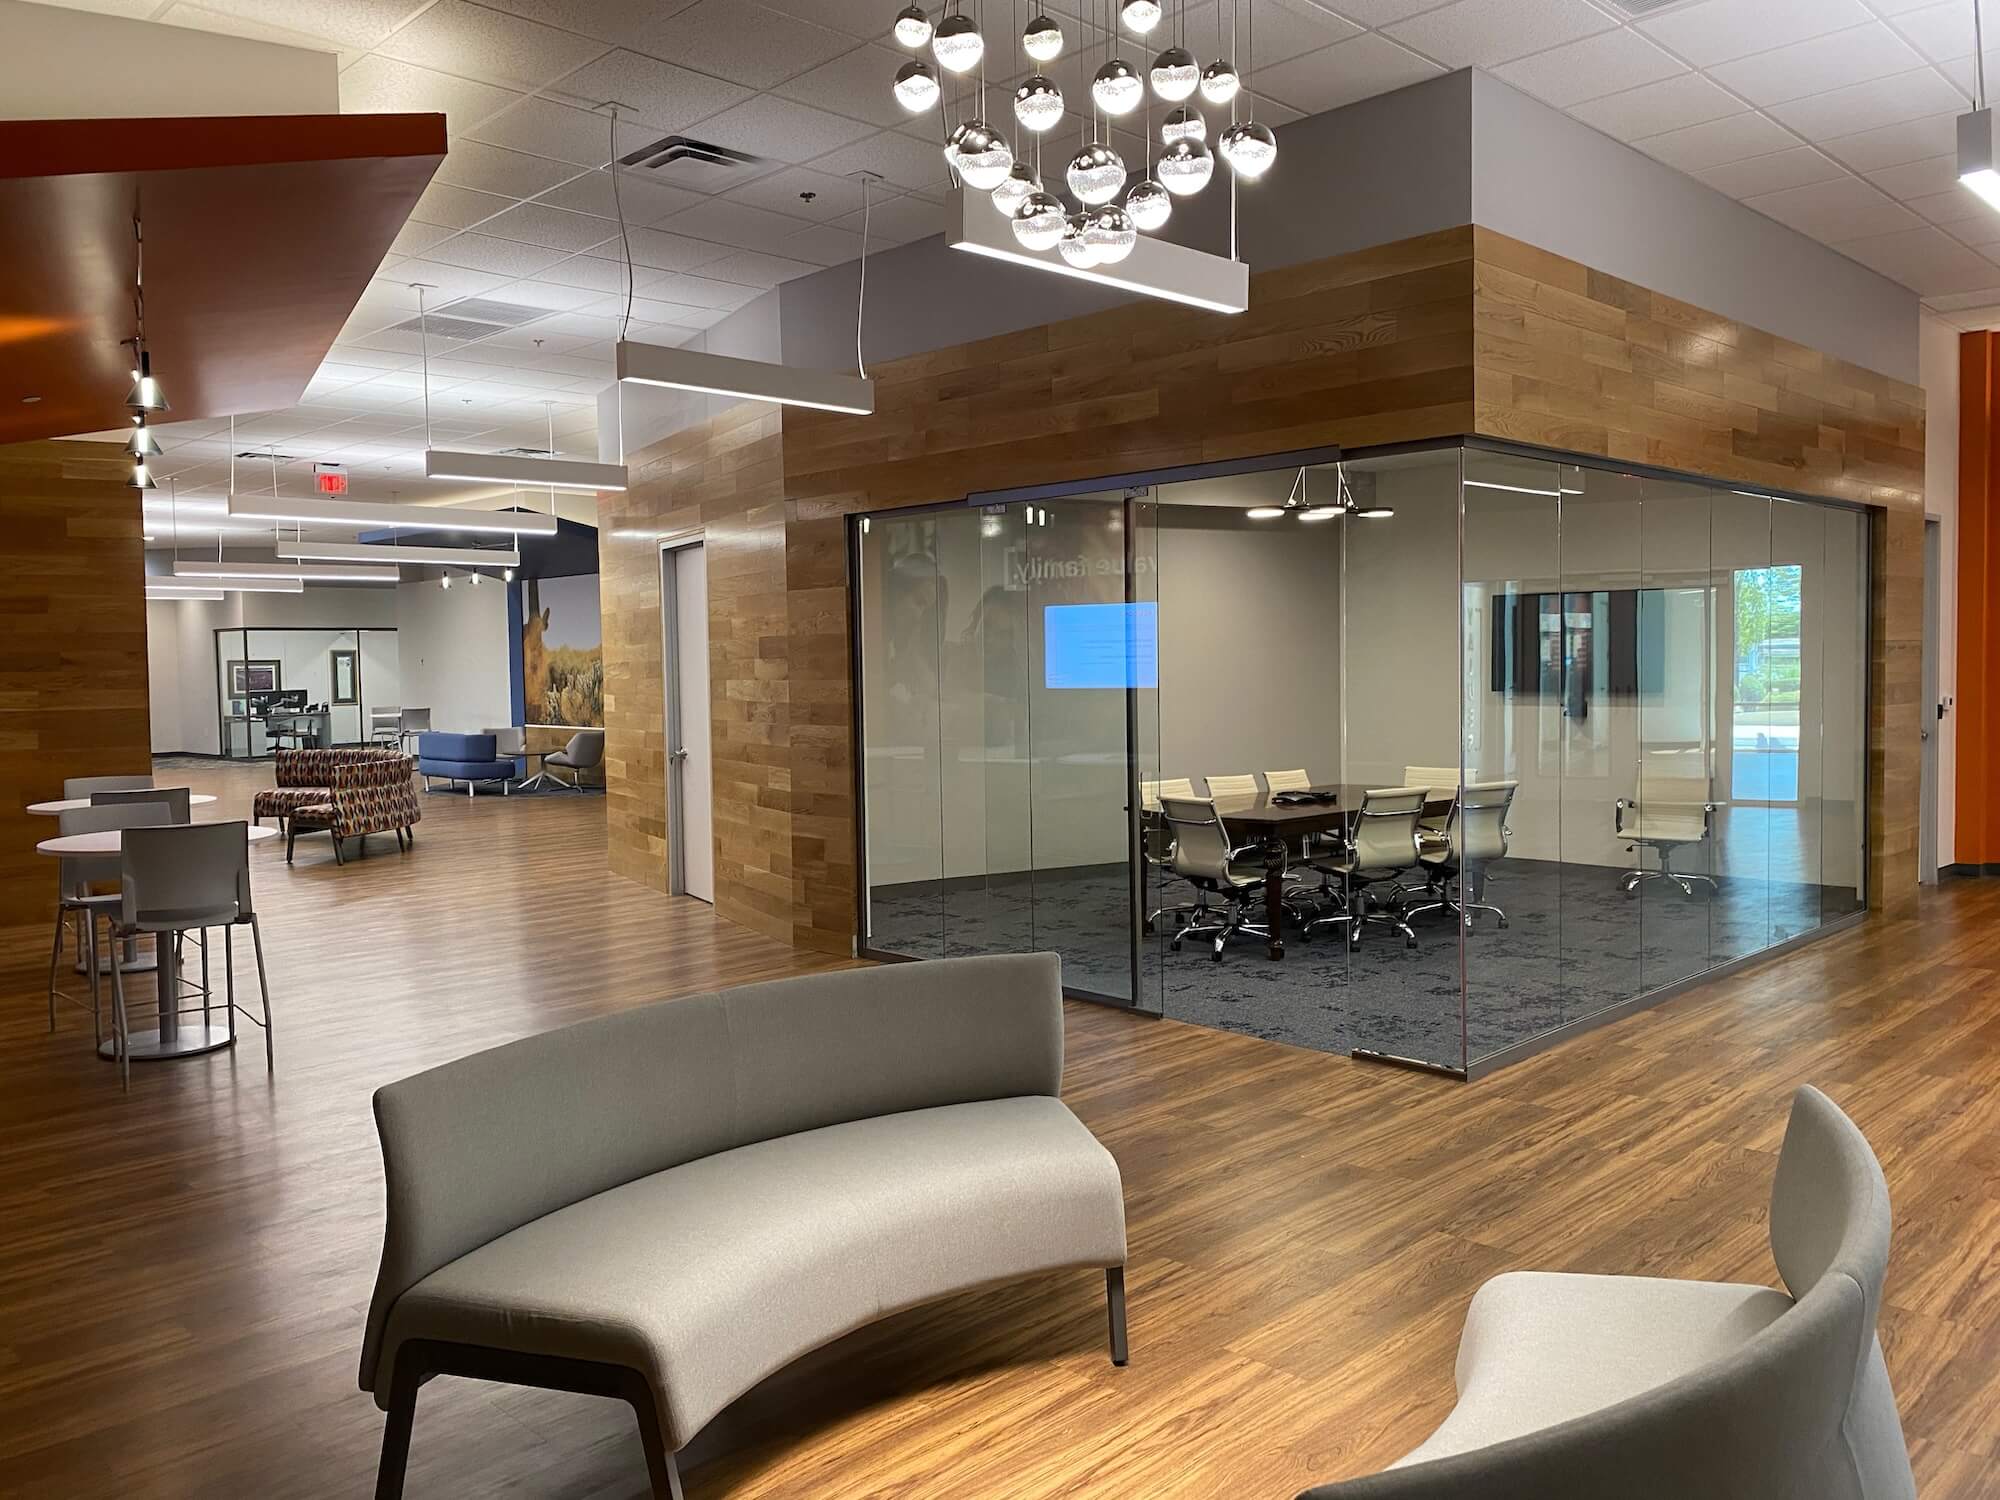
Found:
[374,1356,424,1500]
[629,1391,684,1500]
[1106,1265,1129,1367]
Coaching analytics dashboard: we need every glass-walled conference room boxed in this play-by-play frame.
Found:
[853,443,1870,1076]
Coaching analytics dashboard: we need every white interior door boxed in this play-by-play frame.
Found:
[671,543,714,903]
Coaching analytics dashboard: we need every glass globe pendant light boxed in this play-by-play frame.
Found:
[1219,119,1276,179]
[1125,175,1170,231]
[1085,204,1138,264]
[1012,189,1068,250]
[1058,212,1100,267]
[1023,11,1064,61]
[1150,46,1198,101]
[894,58,941,112]
[892,3,933,48]
[941,118,970,166]
[1155,136,1212,195]
[1199,57,1239,103]
[1066,141,1127,204]
[932,12,984,73]
[1092,57,1143,116]
[952,120,1014,191]
[1013,73,1064,132]
[1120,0,1162,34]
[1160,104,1205,143]
[991,160,1039,216]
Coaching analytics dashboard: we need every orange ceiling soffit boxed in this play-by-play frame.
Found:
[0,112,445,446]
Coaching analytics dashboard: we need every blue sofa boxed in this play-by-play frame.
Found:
[415,732,518,796]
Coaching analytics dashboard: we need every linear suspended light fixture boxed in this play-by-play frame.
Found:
[947,189,1248,313]
[422,449,628,492]
[615,340,877,415]
[153,574,304,594]
[226,491,558,537]
[277,540,522,568]
[175,560,400,583]
[146,586,225,601]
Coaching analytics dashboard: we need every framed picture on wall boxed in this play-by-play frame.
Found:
[330,649,359,705]
[229,660,281,696]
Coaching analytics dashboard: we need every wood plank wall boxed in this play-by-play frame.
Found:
[1471,229,1927,911]
[0,440,152,936]
[600,224,1927,948]
[1955,331,1999,871]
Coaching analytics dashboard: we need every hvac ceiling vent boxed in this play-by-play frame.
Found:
[1604,0,1695,15]
[387,299,545,342]
[490,447,554,458]
[235,450,301,463]
[619,134,767,188]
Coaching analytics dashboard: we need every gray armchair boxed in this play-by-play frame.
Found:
[541,729,604,791]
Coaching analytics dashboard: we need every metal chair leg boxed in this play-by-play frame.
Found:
[201,927,212,1032]
[250,915,274,1069]
[87,908,102,1048]
[1106,1266,1129,1366]
[108,929,130,1093]
[225,922,237,1045]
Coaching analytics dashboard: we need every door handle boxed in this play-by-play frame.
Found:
[670,747,689,762]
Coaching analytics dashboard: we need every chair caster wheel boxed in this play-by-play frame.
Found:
[1211,944,1224,962]
[1143,919,1155,935]
[1406,937,1418,949]
[1169,940,1182,953]
[1498,917,1509,929]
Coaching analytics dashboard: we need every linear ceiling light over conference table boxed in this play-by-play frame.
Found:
[226,491,558,537]
[615,340,877,415]
[421,449,628,492]
[277,541,521,568]
[149,575,303,594]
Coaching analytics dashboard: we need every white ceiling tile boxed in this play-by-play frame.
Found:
[1180,0,1363,66]
[487,280,606,313]
[1634,112,1797,172]
[546,49,755,135]
[756,0,895,40]
[1693,147,1847,198]
[685,94,878,165]
[1321,0,1477,26]
[179,0,422,51]
[773,43,917,128]
[1864,153,1965,200]
[388,258,515,302]
[533,167,706,225]
[1569,72,1746,141]
[1933,48,2000,96]
[476,201,620,252]
[473,0,700,46]
[466,95,661,167]
[725,165,878,218]
[655,198,815,255]
[535,254,639,293]
[1883,0,1993,64]
[410,181,515,230]
[422,232,572,278]
[1833,224,2000,293]
[389,220,458,258]
[1492,27,1686,109]
[615,227,734,271]
[1743,175,1922,240]
[1819,111,1963,171]
[433,141,582,201]
[1906,188,1995,226]
[1707,23,1925,108]
[376,1,611,92]
[641,272,767,310]
[1384,0,1617,70]
[1638,0,1875,68]
[697,247,824,287]
[778,222,863,265]
[833,191,947,244]
[1765,67,1969,140]
[810,128,955,193]
[337,55,522,136]
[623,0,858,89]
[1253,32,1446,114]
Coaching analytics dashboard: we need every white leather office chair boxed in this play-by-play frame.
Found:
[1307,787,1428,948]
[1404,764,1461,832]
[1617,767,1717,896]
[1264,768,1312,793]
[1205,773,1258,800]
[1139,778,1198,933]
[1409,780,1517,929]
[1160,795,1270,961]
[1140,776,1195,810]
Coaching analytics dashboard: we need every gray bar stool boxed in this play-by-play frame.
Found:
[104,822,274,1090]
[90,785,191,823]
[62,773,153,797]
[47,802,172,1045]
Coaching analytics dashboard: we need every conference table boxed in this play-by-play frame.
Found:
[1206,784,1454,960]
[35,823,279,1060]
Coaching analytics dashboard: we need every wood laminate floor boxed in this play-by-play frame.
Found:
[1,760,1995,1498]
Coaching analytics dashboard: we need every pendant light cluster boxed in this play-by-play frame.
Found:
[891,0,1277,273]
[124,213,169,491]
[1246,467,1394,523]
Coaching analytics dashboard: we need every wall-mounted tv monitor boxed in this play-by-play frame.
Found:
[1044,602,1158,690]
[1491,589,1666,702]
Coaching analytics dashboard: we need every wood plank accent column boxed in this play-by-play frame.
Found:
[1955,331,2000,870]
[0,440,151,936]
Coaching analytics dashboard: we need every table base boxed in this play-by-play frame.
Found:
[99,1024,235,1061]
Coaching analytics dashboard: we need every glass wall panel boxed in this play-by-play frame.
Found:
[1711,489,1773,964]
[1461,450,1563,1060]
[1822,508,1870,920]
[1637,477,1715,992]
[1340,450,1465,1071]
[1556,463,1644,1025]
[858,510,948,958]
[1770,499,1825,945]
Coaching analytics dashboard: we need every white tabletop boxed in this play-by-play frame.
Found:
[27,792,218,816]
[36,824,280,857]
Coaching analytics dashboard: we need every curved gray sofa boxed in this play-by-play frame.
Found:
[359,952,1127,1500]
[1299,1086,1916,1500]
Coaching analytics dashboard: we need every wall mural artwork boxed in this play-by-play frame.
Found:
[522,573,604,727]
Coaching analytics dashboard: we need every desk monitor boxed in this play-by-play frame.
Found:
[1044,602,1157,690]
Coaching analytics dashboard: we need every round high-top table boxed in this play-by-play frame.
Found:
[35,824,279,1060]
[27,792,218,816]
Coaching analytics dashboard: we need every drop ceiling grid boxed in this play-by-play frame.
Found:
[59,0,2000,531]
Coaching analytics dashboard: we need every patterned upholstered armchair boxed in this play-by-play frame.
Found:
[285,754,421,865]
[253,748,343,828]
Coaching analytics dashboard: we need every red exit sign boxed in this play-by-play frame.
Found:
[315,469,347,495]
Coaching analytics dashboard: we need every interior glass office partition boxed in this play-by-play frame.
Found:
[852,442,1872,1077]
[214,626,400,757]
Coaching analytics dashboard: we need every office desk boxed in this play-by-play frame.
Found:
[1209,785,1452,960]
